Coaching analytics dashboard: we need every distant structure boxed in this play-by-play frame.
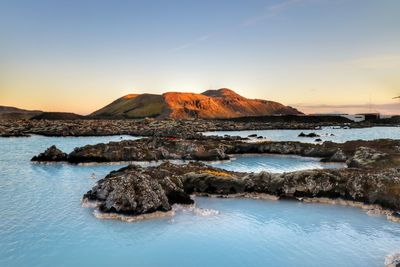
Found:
[310,113,366,122]
[310,113,384,122]
[356,113,380,121]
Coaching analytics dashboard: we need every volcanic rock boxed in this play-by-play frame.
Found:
[31,145,68,161]
[346,147,390,168]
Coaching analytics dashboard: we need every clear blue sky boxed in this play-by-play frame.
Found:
[1,0,399,114]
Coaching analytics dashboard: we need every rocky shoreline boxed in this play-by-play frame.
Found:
[81,161,400,223]
[32,136,399,169]
[1,118,399,137]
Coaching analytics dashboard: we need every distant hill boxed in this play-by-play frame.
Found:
[0,105,42,120]
[90,88,302,119]
[0,106,83,120]
[30,112,84,120]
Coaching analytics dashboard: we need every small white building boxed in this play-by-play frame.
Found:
[341,114,365,122]
[310,113,366,122]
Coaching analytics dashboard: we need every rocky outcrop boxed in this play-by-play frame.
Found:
[244,168,400,211]
[83,162,229,215]
[346,146,391,168]
[66,138,231,163]
[298,132,320,138]
[33,138,400,169]
[31,145,68,161]
[83,162,400,218]
[35,138,327,164]
[84,166,171,215]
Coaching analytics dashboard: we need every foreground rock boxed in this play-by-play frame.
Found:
[84,165,171,215]
[83,162,232,215]
[83,162,400,219]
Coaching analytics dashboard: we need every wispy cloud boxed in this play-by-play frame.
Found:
[171,34,214,52]
[242,0,312,26]
[172,0,317,52]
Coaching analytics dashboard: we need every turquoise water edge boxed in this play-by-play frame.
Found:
[1,132,400,267]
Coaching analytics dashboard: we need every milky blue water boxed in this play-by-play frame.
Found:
[128,155,345,173]
[204,126,400,143]
[1,135,400,267]
[210,154,345,173]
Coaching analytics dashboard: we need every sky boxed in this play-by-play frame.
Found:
[0,0,399,115]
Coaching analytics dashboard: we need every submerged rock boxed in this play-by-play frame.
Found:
[298,132,320,138]
[31,145,68,161]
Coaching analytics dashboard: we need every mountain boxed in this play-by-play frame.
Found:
[90,88,302,119]
[0,105,42,120]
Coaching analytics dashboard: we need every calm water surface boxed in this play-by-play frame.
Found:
[204,126,400,143]
[0,135,399,267]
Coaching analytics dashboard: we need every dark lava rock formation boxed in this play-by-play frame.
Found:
[31,145,68,161]
[32,138,400,168]
[83,162,215,215]
[66,138,230,163]
[83,162,400,217]
[298,132,320,138]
